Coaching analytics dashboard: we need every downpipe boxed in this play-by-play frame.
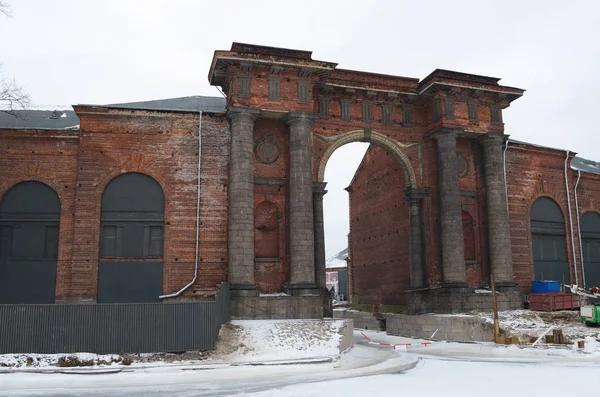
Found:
[503,140,509,213]
[574,169,586,287]
[565,151,578,286]
[159,111,203,299]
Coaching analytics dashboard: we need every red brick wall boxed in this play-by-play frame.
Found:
[506,144,579,292]
[349,145,410,306]
[0,109,230,302]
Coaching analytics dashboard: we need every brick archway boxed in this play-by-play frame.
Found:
[316,130,417,187]
[312,129,424,306]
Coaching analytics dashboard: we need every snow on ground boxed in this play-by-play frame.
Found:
[215,319,347,363]
[0,344,417,396]
[0,352,124,369]
[234,358,600,397]
[358,329,600,362]
[4,331,600,396]
[475,309,598,342]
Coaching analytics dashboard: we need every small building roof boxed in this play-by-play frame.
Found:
[0,109,79,130]
[326,248,348,269]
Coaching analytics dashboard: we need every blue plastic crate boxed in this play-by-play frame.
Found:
[532,281,560,294]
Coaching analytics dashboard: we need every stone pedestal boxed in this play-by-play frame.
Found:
[227,107,260,296]
[479,134,515,287]
[434,131,467,287]
[405,287,523,314]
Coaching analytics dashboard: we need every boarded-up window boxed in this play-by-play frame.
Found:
[0,181,60,304]
[468,103,478,123]
[402,107,413,126]
[98,173,165,303]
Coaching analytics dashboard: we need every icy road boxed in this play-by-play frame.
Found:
[2,330,600,397]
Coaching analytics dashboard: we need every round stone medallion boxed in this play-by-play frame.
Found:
[255,136,280,164]
[457,153,469,178]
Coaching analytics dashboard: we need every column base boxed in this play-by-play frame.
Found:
[441,281,469,289]
[494,281,517,292]
[285,283,319,296]
[230,284,259,297]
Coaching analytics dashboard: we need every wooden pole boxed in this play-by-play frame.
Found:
[491,274,500,344]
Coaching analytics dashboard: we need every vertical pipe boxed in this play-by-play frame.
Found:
[575,169,586,287]
[565,151,578,285]
[503,140,509,214]
[159,111,203,299]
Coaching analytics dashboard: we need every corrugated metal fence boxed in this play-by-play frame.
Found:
[0,283,230,354]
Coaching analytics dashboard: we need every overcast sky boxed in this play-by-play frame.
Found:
[1,0,599,258]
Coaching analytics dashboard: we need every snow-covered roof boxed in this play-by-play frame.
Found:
[0,109,79,130]
[570,156,600,176]
[326,248,348,269]
[0,96,226,130]
[100,95,226,113]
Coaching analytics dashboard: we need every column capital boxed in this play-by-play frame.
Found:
[404,187,430,202]
[227,106,260,122]
[477,133,509,147]
[429,128,462,142]
[312,181,328,196]
[284,111,318,127]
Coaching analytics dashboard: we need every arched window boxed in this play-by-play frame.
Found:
[530,197,569,283]
[581,212,600,288]
[0,181,60,303]
[98,173,164,303]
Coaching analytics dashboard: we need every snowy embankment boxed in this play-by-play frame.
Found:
[214,319,352,363]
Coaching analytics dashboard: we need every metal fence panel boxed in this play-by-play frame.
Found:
[0,283,230,354]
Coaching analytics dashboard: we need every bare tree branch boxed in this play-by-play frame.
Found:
[0,0,12,18]
[0,65,30,117]
[0,2,30,117]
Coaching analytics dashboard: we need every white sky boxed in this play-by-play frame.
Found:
[1,0,599,258]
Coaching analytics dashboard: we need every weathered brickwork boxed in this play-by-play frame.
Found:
[349,146,410,306]
[1,110,230,302]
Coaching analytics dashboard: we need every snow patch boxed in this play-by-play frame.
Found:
[0,352,124,369]
[215,319,346,363]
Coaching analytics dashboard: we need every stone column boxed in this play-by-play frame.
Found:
[434,131,467,287]
[313,182,328,291]
[285,112,318,295]
[405,187,429,289]
[479,134,515,287]
[227,107,260,296]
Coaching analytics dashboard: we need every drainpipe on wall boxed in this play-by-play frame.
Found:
[574,169,586,287]
[565,150,578,286]
[503,140,510,214]
[159,111,203,299]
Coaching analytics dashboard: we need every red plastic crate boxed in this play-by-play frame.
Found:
[529,292,584,311]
